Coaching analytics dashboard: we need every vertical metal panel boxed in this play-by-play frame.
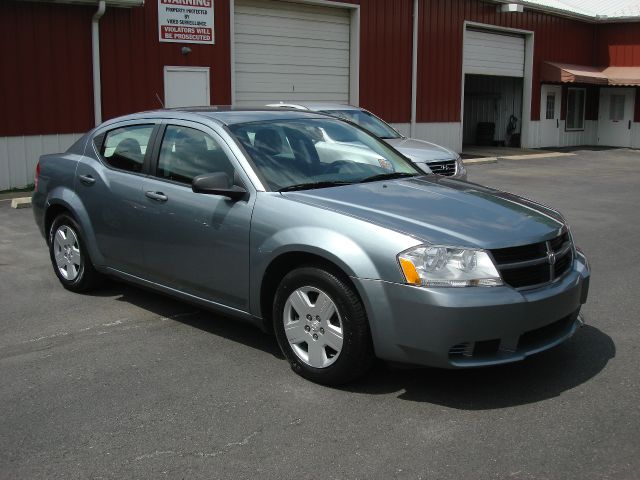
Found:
[417,0,596,123]
[100,0,232,121]
[0,1,94,136]
[0,133,83,190]
[233,0,351,105]
[358,0,413,123]
[463,29,525,77]
[595,23,640,67]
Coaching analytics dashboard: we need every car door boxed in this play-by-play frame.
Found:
[75,121,160,274]
[140,120,255,311]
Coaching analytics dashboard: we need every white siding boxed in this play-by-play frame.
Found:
[559,120,598,147]
[0,133,83,191]
[234,0,351,105]
[527,120,599,148]
[464,29,525,78]
[632,123,640,149]
[389,123,411,137]
[414,123,463,153]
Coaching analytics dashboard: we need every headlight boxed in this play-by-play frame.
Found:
[398,245,503,287]
[455,155,466,176]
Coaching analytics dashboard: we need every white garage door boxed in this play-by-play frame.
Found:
[464,28,525,77]
[234,0,351,106]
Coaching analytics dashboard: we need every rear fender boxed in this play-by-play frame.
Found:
[45,186,105,267]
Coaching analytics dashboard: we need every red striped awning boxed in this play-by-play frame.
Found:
[541,62,640,86]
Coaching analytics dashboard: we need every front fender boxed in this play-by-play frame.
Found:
[249,225,408,317]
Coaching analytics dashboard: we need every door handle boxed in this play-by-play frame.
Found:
[145,191,168,202]
[629,120,632,130]
[556,119,559,128]
[78,174,96,186]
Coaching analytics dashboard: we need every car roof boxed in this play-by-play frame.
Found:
[266,102,362,112]
[102,106,329,127]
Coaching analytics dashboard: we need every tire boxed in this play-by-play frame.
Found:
[273,266,374,385]
[48,213,102,293]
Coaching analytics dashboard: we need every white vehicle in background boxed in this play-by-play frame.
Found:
[266,102,467,180]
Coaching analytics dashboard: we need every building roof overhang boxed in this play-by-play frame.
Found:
[542,62,640,86]
[491,1,640,23]
[14,0,144,7]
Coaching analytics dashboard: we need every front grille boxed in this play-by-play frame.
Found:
[429,160,456,176]
[447,311,578,362]
[448,342,473,358]
[490,231,573,289]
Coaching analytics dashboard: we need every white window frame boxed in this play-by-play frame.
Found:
[163,66,211,108]
[566,87,586,131]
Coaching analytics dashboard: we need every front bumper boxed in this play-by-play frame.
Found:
[353,252,590,368]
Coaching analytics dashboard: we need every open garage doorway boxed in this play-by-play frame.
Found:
[463,74,523,148]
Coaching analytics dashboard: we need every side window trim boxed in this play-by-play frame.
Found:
[148,120,250,190]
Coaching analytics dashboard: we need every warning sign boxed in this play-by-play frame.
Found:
[158,0,215,44]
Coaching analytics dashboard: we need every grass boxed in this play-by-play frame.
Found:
[0,184,34,195]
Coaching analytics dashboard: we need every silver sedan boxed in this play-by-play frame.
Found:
[266,102,467,179]
[33,108,589,385]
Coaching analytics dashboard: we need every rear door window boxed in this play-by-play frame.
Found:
[98,124,155,173]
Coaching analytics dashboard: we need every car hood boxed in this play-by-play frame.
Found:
[385,137,457,163]
[282,177,566,249]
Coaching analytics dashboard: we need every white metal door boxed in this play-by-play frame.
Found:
[464,28,525,77]
[164,66,210,108]
[233,0,351,105]
[598,88,635,147]
[539,84,561,147]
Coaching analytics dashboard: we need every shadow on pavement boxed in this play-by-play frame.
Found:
[88,281,614,409]
[87,280,285,359]
[345,325,614,409]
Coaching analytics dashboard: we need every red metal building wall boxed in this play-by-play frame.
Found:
[3,0,637,137]
[0,2,95,136]
[595,23,640,122]
[417,0,596,123]
[99,0,231,121]
[358,0,414,123]
[595,23,640,67]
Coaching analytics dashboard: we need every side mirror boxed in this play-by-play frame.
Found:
[192,172,247,200]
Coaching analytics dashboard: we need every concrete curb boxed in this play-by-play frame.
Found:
[463,157,498,165]
[463,151,576,166]
[10,197,32,209]
[0,190,34,201]
[497,152,576,161]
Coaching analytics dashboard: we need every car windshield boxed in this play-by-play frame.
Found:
[228,118,419,191]
[319,109,402,139]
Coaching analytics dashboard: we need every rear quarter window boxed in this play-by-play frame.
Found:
[96,124,155,173]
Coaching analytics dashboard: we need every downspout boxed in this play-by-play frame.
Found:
[410,0,418,137]
[92,0,106,126]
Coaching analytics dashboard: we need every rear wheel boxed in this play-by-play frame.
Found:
[49,214,102,292]
[273,266,374,385]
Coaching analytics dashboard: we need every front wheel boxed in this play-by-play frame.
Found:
[273,266,374,385]
[49,214,102,292]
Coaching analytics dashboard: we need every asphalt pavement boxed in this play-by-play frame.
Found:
[1,147,638,479]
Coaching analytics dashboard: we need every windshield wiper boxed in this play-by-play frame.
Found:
[278,181,353,192]
[358,172,418,184]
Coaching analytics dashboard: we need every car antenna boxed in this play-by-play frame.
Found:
[155,93,165,108]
